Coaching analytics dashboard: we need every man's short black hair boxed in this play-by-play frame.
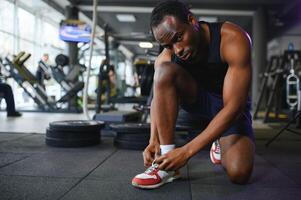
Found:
[150,0,191,30]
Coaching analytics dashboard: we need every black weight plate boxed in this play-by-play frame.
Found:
[111,123,191,133]
[114,138,148,150]
[46,136,100,144]
[115,133,149,142]
[110,123,150,133]
[49,120,105,132]
[49,120,104,129]
[46,135,100,143]
[115,138,149,146]
[45,137,100,148]
[46,128,100,140]
[55,54,69,66]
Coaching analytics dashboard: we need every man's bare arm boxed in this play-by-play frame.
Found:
[184,22,252,158]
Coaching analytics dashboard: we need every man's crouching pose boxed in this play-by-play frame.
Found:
[132,0,254,189]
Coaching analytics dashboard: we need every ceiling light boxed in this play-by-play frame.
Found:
[139,42,153,49]
[116,14,136,22]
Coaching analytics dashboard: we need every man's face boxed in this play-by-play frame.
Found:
[43,55,49,62]
[152,15,201,62]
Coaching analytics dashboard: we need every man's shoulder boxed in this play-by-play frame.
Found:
[155,49,172,67]
[220,22,251,65]
[220,22,250,44]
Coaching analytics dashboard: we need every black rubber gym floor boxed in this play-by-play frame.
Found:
[0,113,301,200]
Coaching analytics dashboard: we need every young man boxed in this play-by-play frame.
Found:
[36,53,51,89]
[132,0,254,189]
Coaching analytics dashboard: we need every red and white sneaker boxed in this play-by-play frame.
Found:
[210,140,221,164]
[132,161,181,189]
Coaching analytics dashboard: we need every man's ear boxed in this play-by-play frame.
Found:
[187,14,199,30]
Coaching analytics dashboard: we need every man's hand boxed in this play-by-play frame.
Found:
[143,142,160,167]
[156,146,190,171]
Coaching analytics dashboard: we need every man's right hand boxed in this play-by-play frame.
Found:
[143,142,160,167]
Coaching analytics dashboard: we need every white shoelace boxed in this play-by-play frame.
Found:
[145,160,159,174]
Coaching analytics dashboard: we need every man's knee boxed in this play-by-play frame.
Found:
[226,162,253,184]
[220,135,254,184]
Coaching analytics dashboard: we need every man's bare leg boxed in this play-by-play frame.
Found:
[132,62,198,188]
[220,134,255,184]
[152,62,198,145]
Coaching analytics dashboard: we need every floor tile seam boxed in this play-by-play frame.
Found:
[187,163,193,200]
[258,155,300,186]
[0,132,27,135]
[0,149,118,178]
[0,134,35,144]
[84,177,191,182]
[0,132,39,135]
[56,149,118,200]
[0,174,80,180]
[254,138,301,141]
[35,150,117,155]
[0,155,32,169]
[0,151,44,154]
[262,161,301,164]
[0,152,34,155]
[0,148,116,154]
[189,182,301,188]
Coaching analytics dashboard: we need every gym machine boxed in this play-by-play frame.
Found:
[253,51,301,122]
[93,25,142,129]
[253,56,282,120]
[39,54,85,111]
[266,50,301,146]
[2,52,56,111]
[1,52,84,112]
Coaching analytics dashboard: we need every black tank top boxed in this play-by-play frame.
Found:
[171,21,228,94]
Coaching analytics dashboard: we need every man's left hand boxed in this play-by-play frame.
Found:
[156,146,190,171]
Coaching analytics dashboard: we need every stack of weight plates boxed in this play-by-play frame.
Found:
[46,120,105,147]
[111,123,194,150]
[110,123,150,150]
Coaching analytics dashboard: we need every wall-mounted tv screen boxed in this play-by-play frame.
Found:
[59,20,91,43]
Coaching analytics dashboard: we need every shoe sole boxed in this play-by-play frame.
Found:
[132,174,181,189]
[210,149,221,164]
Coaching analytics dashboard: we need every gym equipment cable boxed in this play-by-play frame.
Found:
[83,0,97,120]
